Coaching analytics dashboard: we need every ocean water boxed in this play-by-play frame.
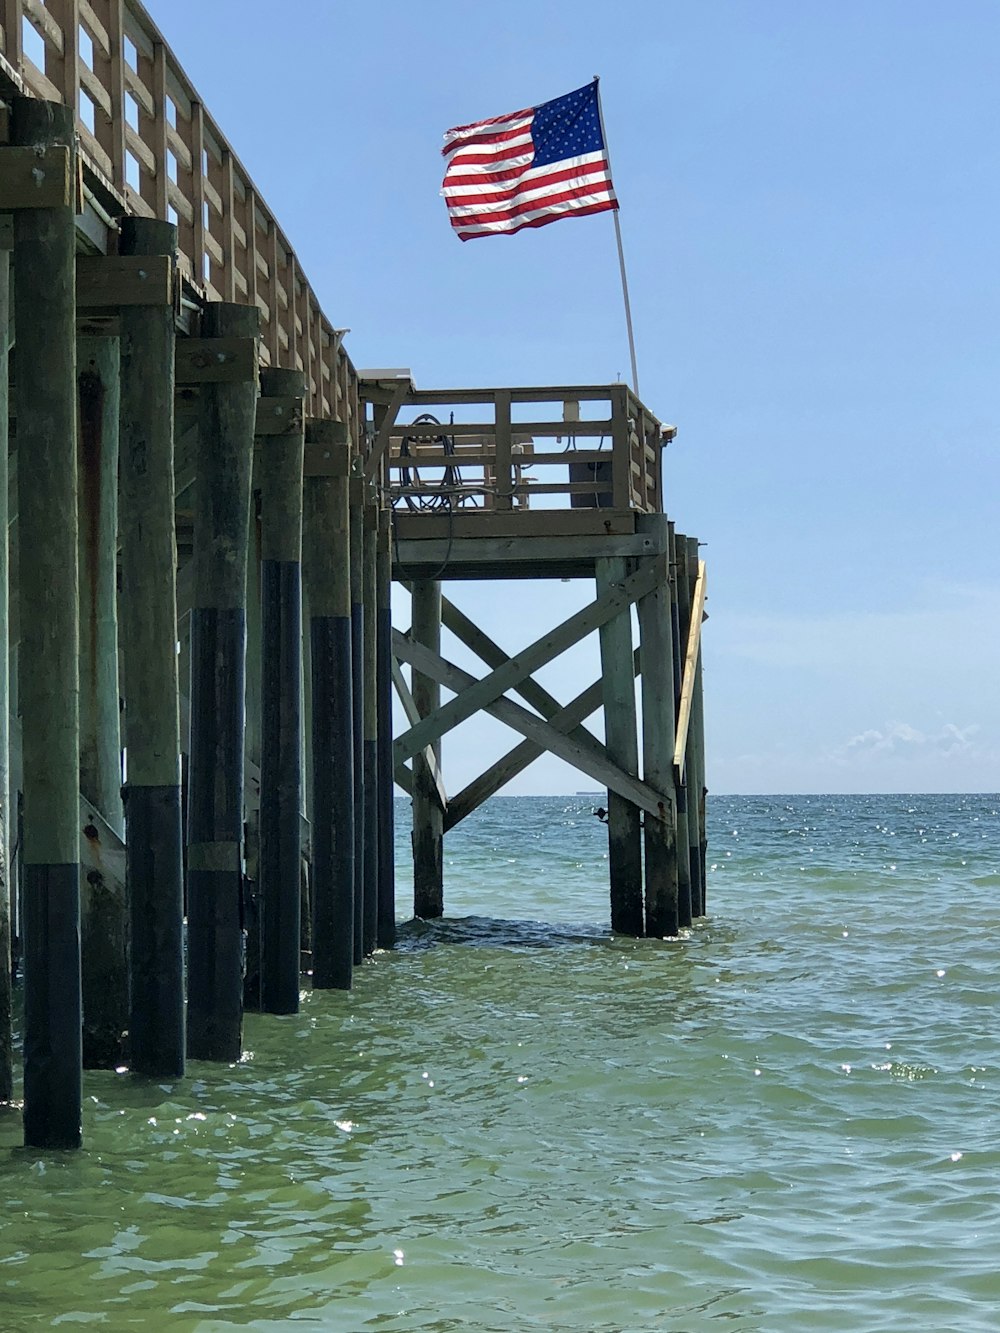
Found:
[1,793,998,1331]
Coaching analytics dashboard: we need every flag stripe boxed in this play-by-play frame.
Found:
[440,82,618,241]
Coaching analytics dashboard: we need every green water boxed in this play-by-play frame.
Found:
[2,795,998,1330]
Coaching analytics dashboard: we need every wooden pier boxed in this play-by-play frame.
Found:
[0,0,707,1150]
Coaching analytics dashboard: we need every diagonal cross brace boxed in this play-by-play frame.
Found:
[394,558,663,765]
[444,648,641,831]
[394,633,672,825]
[391,656,448,811]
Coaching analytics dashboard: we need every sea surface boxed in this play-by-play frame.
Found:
[1,793,998,1331]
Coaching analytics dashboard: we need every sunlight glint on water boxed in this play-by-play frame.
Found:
[1,794,998,1331]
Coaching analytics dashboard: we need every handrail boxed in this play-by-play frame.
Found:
[0,0,357,433]
[673,558,706,779]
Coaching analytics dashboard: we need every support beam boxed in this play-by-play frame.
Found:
[304,420,354,989]
[411,580,444,918]
[258,368,305,1014]
[596,556,643,936]
[0,243,11,1104]
[391,657,447,811]
[671,529,693,929]
[186,301,259,1063]
[685,537,708,917]
[395,632,672,824]
[77,334,127,1066]
[12,98,82,1149]
[395,559,664,765]
[118,216,185,1079]
[375,510,396,948]
[362,502,379,954]
[636,516,679,937]
[349,476,365,965]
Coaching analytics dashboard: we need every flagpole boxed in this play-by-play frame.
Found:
[594,76,639,398]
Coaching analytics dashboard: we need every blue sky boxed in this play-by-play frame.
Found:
[147,0,999,794]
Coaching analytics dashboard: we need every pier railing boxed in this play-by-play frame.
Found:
[366,382,666,517]
[0,0,356,426]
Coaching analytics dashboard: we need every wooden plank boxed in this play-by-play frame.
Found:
[673,558,706,776]
[175,335,257,383]
[444,649,640,831]
[394,558,664,764]
[390,656,447,810]
[493,388,512,510]
[389,419,613,440]
[392,507,637,542]
[395,632,671,824]
[363,375,409,482]
[76,253,173,308]
[0,144,73,207]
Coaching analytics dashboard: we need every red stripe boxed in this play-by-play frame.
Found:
[444,159,611,206]
[454,198,618,241]
[442,161,537,190]
[443,104,533,142]
[442,143,534,169]
[447,180,616,229]
[441,119,533,158]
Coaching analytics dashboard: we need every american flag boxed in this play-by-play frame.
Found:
[441,81,619,242]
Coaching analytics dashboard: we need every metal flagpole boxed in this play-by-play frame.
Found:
[594,76,639,398]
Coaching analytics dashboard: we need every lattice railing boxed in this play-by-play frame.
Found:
[0,0,357,430]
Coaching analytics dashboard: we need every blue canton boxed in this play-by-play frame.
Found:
[531,82,605,168]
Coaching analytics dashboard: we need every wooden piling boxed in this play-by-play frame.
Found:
[362,502,379,954]
[304,420,354,987]
[349,477,366,963]
[0,242,11,1104]
[595,557,644,935]
[685,536,708,916]
[186,301,259,1062]
[671,529,693,929]
[411,579,444,918]
[635,515,679,937]
[77,334,127,1066]
[375,510,396,949]
[256,369,306,1013]
[12,97,82,1148]
[118,216,186,1078]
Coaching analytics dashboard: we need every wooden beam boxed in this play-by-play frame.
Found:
[363,376,409,482]
[76,254,173,308]
[394,632,672,824]
[390,654,448,810]
[175,335,258,383]
[0,144,74,207]
[444,648,641,831]
[393,559,664,764]
[673,558,707,778]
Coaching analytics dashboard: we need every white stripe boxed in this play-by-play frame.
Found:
[445,165,612,218]
[442,148,607,194]
[442,113,533,152]
[442,148,534,181]
[452,188,616,235]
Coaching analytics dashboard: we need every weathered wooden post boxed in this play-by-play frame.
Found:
[0,236,11,1104]
[596,556,644,935]
[349,474,366,962]
[375,509,396,948]
[685,536,708,916]
[185,302,259,1062]
[256,369,305,1013]
[362,501,379,954]
[77,334,127,1066]
[242,491,263,1009]
[10,97,82,1147]
[118,216,186,1078]
[671,528,693,928]
[304,419,354,988]
[636,514,679,936]
[411,579,444,918]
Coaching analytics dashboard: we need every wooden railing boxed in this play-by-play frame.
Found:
[0,0,358,431]
[374,383,664,515]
